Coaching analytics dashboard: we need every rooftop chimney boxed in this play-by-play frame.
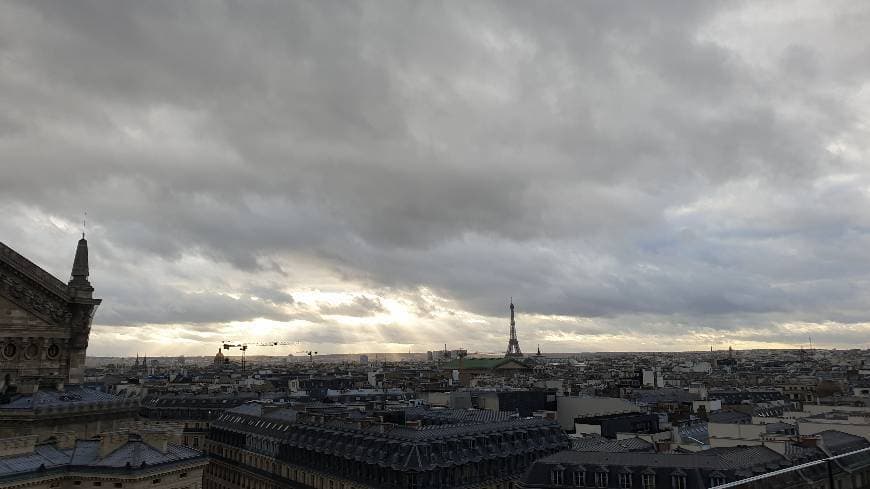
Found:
[98,431,130,458]
[140,430,170,454]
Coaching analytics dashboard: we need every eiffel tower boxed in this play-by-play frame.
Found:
[504,299,524,358]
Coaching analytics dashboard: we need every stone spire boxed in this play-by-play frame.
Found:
[68,233,94,299]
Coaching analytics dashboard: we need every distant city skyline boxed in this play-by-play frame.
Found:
[2,1,870,356]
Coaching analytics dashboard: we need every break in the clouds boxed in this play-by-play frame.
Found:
[2,0,870,356]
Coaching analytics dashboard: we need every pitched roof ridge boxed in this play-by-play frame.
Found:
[0,241,69,298]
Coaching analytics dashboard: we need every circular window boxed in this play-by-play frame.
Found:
[47,344,60,359]
[3,343,16,359]
[25,344,38,359]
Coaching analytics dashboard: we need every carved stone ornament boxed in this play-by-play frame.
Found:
[0,267,74,326]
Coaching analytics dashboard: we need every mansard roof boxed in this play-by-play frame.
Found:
[533,446,787,471]
[0,437,205,481]
[440,357,529,370]
[212,405,569,471]
[570,435,655,453]
[522,447,796,488]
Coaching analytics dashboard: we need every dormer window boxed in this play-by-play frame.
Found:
[551,468,565,485]
[642,473,656,489]
[573,470,586,487]
[595,471,608,488]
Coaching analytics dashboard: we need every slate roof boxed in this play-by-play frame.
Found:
[817,429,870,457]
[521,446,794,488]
[570,435,655,453]
[143,394,256,409]
[0,386,126,410]
[0,438,205,480]
[696,446,786,468]
[707,410,751,424]
[213,406,569,471]
[708,389,783,404]
[764,422,795,434]
[440,358,529,370]
[537,446,786,470]
[678,423,709,445]
[630,388,699,404]
[95,441,202,467]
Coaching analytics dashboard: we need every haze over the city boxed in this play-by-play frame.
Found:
[2,1,870,356]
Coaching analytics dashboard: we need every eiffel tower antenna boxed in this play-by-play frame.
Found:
[505,299,523,358]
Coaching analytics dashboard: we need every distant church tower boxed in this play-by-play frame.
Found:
[504,300,523,358]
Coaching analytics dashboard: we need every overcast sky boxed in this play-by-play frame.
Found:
[2,1,870,357]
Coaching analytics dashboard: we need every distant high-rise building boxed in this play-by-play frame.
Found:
[505,300,524,358]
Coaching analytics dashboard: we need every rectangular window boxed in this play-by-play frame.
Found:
[152,479,161,485]
[642,474,656,489]
[573,471,585,486]
[94,483,102,487]
[619,473,632,488]
[671,476,686,489]
[74,482,82,486]
[551,470,564,485]
[595,472,608,487]
[114,484,122,488]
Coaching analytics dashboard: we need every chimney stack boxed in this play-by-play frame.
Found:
[140,430,171,454]
[98,432,130,458]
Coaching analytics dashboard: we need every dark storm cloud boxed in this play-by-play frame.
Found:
[2,0,870,351]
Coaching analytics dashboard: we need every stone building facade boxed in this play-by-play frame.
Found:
[0,238,100,392]
[0,238,138,439]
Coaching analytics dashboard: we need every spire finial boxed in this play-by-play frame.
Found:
[82,211,87,239]
[69,230,93,297]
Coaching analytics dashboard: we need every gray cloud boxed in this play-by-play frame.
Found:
[2,0,870,352]
[319,295,386,317]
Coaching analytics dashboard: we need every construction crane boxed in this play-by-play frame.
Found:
[297,350,318,364]
[223,341,297,373]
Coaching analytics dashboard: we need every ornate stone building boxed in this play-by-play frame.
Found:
[0,236,99,391]
[0,237,138,439]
